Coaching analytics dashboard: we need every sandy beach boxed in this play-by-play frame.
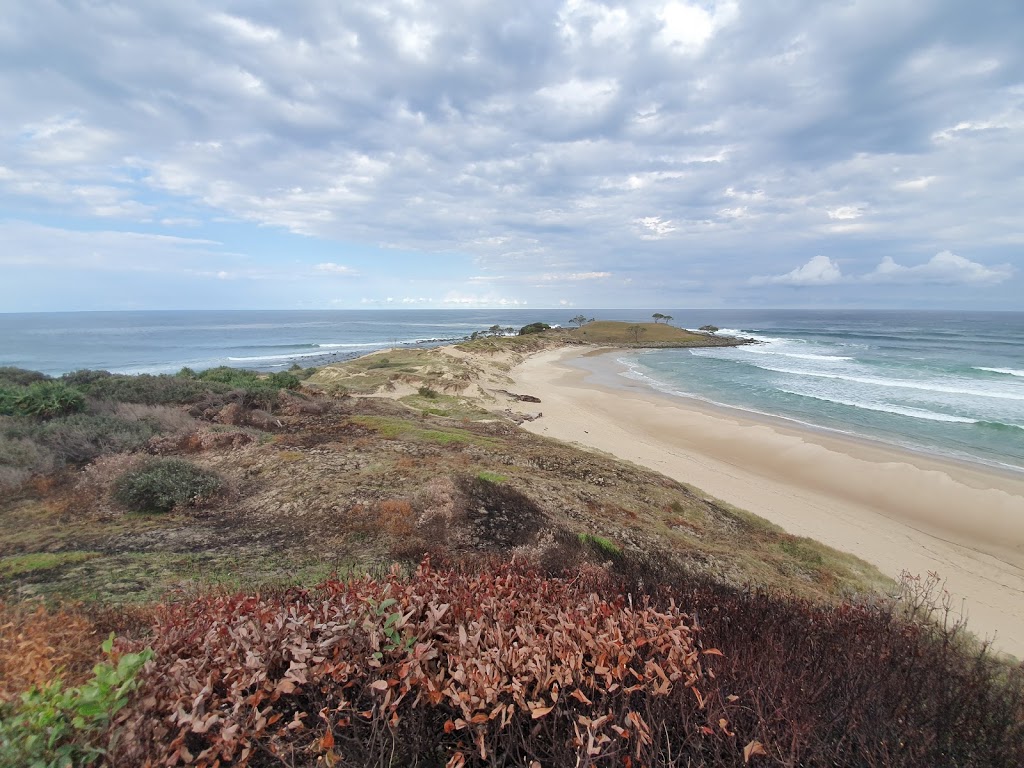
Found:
[507,346,1024,658]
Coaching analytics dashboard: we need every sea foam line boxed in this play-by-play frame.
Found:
[777,390,978,424]
[975,367,1024,378]
[746,349,853,362]
[757,366,1024,401]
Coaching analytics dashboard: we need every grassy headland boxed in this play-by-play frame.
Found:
[1,332,1021,767]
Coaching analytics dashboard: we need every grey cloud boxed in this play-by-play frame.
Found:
[1,0,1022,308]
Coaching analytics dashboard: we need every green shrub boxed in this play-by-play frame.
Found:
[0,367,51,387]
[71,373,225,406]
[60,369,113,389]
[0,635,152,768]
[196,367,300,409]
[518,322,551,335]
[417,386,439,399]
[1,381,86,419]
[112,458,223,513]
[266,371,301,390]
[0,384,20,416]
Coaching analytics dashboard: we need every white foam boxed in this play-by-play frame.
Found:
[757,366,1024,401]
[975,367,1024,378]
[778,390,978,423]
[747,349,853,362]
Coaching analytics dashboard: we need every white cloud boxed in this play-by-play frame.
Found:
[657,1,737,54]
[827,205,864,220]
[441,292,526,306]
[864,251,1013,284]
[894,176,937,191]
[540,271,611,281]
[0,221,227,271]
[314,262,357,275]
[718,206,747,219]
[751,255,843,285]
[536,78,619,116]
[634,216,677,240]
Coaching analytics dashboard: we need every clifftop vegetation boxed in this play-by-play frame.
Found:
[0,341,1021,766]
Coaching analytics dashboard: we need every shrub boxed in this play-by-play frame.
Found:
[0,367,51,387]
[518,322,551,335]
[0,435,55,490]
[0,635,152,768]
[112,561,714,766]
[377,499,416,537]
[417,385,439,399]
[195,367,301,409]
[8,413,158,465]
[0,384,19,416]
[71,373,224,406]
[112,459,222,513]
[60,369,113,389]
[1,381,86,419]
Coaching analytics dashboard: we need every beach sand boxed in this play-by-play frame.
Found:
[508,346,1024,658]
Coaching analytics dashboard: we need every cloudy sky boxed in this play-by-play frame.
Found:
[2,0,1022,311]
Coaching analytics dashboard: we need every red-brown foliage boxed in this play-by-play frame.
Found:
[0,602,101,702]
[96,558,1024,767]
[112,560,732,766]
[376,498,415,537]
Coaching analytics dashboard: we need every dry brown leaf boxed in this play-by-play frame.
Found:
[744,740,768,763]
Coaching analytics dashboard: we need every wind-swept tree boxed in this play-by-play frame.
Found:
[663,315,673,325]
[652,313,665,323]
[569,315,594,328]
[627,325,647,343]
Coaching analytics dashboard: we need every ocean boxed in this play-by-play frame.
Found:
[603,310,1024,475]
[1,309,1022,472]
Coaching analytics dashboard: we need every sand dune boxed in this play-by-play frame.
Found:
[508,347,1024,658]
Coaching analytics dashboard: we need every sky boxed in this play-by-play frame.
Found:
[1,0,1022,312]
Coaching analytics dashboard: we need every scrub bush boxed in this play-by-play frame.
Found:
[112,458,222,513]
[0,381,86,419]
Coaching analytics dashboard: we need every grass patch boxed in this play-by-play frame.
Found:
[351,415,498,448]
[567,321,737,346]
[476,471,508,484]
[309,349,459,395]
[0,551,101,578]
[780,537,827,568]
[578,533,622,558]
[399,391,493,420]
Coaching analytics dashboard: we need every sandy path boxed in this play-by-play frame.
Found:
[508,347,1024,658]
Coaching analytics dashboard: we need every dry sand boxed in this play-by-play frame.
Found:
[507,346,1024,658]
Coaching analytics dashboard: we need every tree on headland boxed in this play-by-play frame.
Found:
[627,325,647,343]
[652,313,674,325]
[569,315,595,328]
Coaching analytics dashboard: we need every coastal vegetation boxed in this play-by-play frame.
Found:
[0,332,1021,765]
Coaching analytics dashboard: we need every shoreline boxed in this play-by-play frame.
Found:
[506,345,1024,658]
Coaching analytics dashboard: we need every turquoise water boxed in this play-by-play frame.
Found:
[611,311,1024,473]
[2,309,1021,471]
